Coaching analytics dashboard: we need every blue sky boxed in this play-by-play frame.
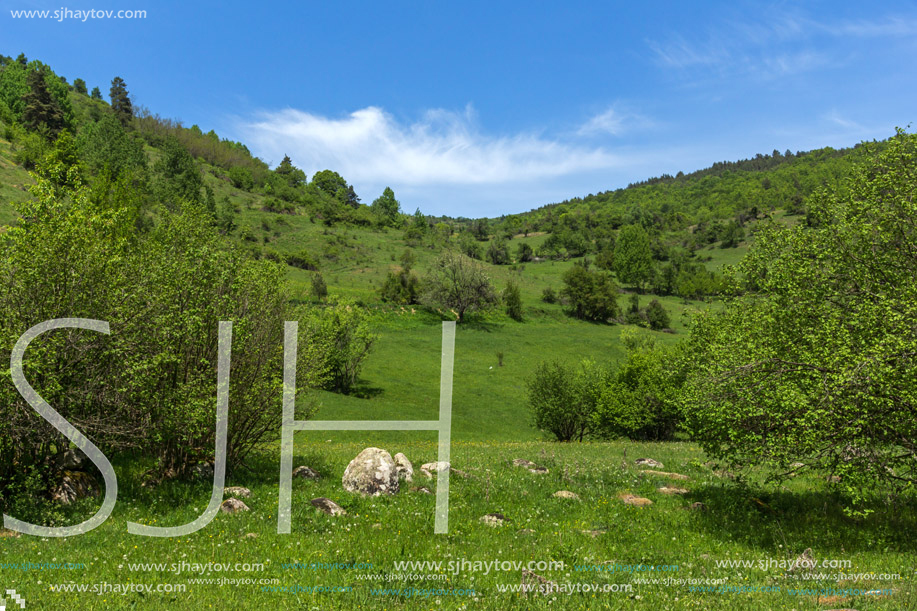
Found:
[3,0,917,216]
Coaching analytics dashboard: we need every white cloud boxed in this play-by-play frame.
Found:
[239,105,620,187]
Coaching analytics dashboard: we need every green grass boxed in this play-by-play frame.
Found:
[2,441,914,610]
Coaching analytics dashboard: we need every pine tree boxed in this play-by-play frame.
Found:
[21,69,64,137]
[90,86,102,100]
[109,76,133,126]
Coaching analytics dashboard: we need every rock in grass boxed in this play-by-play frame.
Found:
[220,498,249,514]
[292,466,320,480]
[553,490,580,500]
[658,486,689,495]
[393,453,414,482]
[513,459,537,468]
[528,467,549,474]
[420,468,433,479]
[619,494,653,507]
[686,502,708,511]
[310,497,346,516]
[0,529,20,538]
[640,469,690,481]
[520,568,557,597]
[51,471,99,504]
[420,461,450,473]
[412,486,433,494]
[224,486,251,498]
[582,529,606,538]
[342,447,399,496]
[480,513,508,526]
[635,458,664,469]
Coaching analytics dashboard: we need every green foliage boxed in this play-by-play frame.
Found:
[72,78,87,95]
[371,186,401,226]
[527,360,606,441]
[312,169,348,196]
[594,331,683,440]
[613,224,655,290]
[645,299,670,330]
[486,238,510,265]
[503,280,523,321]
[90,86,102,100]
[541,286,557,304]
[0,60,72,127]
[228,165,255,190]
[422,250,498,323]
[311,272,328,300]
[516,241,533,262]
[682,131,917,507]
[560,264,619,322]
[0,167,325,483]
[305,297,378,394]
[380,253,421,305]
[154,137,205,210]
[77,113,146,179]
[286,250,319,271]
[21,68,66,137]
[108,76,133,126]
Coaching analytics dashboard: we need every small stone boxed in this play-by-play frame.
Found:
[420,461,450,473]
[517,528,536,535]
[687,502,708,511]
[513,459,537,468]
[413,486,433,494]
[639,470,690,481]
[243,532,258,539]
[619,494,653,507]
[582,529,605,538]
[635,458,664,469]
[528,467,549,474]
[220,498,249,514]
[480,513,507,526]
[520,568,557,597]
[292,466,320,480]
[372,523,382,529]
[0,529,20,538]
[658,486,689,495]
[224,486,251,498]
[310,497,346,516]
[553,490,580,500]
[789,462,805,469]
[393,453,414,482]
[787,548,815,573]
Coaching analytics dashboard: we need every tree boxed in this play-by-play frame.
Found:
[560,265,620,322]
[486,239,510,265]
[311,272,328,300]
[517,241,534,262]
[312,169,348,196]
[109,76,133,126]
[645,299,670,330]
[379,250,420,304]
[371,186,401,225]
[682,131,917,507]
[274,154,306,187]
[306,297,378,393]
[613,224,655,290]
[423,250,498,323]
[90,86,102,100]
[21,69,65,136]
[72,78,87,95]
[154,137,204,209]
[527,360,606,441]
[503,280,523,321]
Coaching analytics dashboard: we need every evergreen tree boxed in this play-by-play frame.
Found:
[109,76,133,126]
[90,86,102,100]
[72,78,87,95]
[371,187,401,226]
[21,69,64,137]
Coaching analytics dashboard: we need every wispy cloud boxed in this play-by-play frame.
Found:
[647,11,917,80]
[239,105,621,186]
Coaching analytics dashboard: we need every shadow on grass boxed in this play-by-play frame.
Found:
[683,481,917,554]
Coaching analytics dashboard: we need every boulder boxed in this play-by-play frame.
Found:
[342,447,399,496]
[310,497,346,516]
[393,453,414,482]
[51,471,99,504]
[220,498,249,514]
[635,458,664,469]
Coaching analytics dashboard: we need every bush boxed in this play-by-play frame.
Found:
[503,280,523,321]
[311,272,328,300]
[486,239,510,265]
[645,299,670,330]
[305,298,378,394]
[286,250,319,271]
[541,286,557,304]
[527,360,607,441]
[560,265,620,322]
[0,165,327,489]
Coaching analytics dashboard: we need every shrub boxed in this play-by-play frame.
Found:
[286,250,319,271]
[645,299,670,330]
[503,280,523,321]
[541,286,557,304]
[305,298,378,394]
[527,360,607,442]
[311,272,328,300]
[560,265,620,322]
